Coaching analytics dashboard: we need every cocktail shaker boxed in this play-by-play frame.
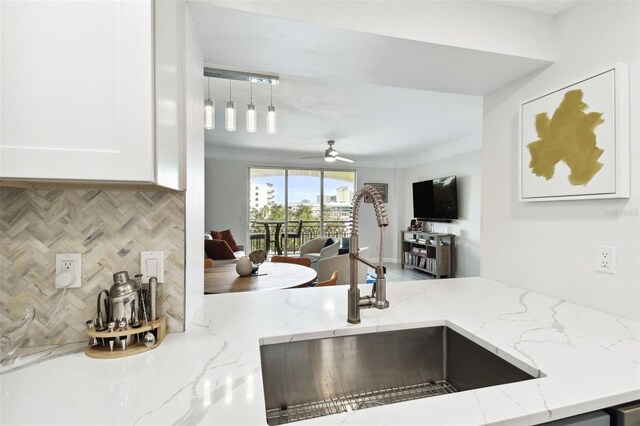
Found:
[109,271,140,324]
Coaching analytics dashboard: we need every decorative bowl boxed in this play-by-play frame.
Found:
[0,303,35,362]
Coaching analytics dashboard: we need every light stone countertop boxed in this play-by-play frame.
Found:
[1,277,639,425]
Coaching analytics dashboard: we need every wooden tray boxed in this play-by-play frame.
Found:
[85,316,166,359]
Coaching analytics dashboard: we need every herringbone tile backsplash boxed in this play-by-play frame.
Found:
[0,188,185,346]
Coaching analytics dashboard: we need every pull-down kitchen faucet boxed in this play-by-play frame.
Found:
[348,185,389,324]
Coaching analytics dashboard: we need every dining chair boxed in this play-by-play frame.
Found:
[271,255,312,268]
[249,223,267,251]
[316,271,338,287]
[250,232,266,249]
[281,220,303,253]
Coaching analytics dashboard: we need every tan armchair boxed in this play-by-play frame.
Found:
[316,271,339,287]
[317,247,369,285]
[299,237,340,267]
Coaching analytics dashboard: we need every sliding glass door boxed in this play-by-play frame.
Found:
[249,167,355,255]
[323,171,356,249]
[249,168,285,255]
[285,170,320,254]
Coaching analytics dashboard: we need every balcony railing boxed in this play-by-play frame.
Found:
[249,220,350,254]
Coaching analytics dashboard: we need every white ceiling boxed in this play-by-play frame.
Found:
[204,74,483,167]
[190,2,559,166]
[486,0,580,16]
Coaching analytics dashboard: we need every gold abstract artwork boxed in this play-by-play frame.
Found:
[527,89,604,186]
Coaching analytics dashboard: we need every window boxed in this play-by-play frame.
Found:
[248,167,356,254]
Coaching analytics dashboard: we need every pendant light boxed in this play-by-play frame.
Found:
[266,85,277,135]
[225,80,236,131]
[246,82,257,133]
[204,78,215,130]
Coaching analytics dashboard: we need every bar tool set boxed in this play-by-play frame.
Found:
[85,271,165,359]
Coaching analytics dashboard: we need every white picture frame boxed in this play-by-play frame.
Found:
[519,63,629,202]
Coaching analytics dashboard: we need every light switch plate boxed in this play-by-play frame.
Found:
[141,251,164,282]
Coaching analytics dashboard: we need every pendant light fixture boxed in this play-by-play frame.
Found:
[204,78,215,130]
[203,67,280,134]
[246,82,257,133]
[225,80,236,131]
[266,85,277,135]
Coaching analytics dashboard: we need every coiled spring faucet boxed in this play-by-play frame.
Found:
[348,185,389,324]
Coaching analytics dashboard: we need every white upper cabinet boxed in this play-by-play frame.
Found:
[0,0,184,190]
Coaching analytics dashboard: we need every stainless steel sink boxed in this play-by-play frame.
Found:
[260,325,538,425]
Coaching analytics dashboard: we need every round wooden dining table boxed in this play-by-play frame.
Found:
[205,262,317,294]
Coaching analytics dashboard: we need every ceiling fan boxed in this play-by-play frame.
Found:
[300,140,355,163]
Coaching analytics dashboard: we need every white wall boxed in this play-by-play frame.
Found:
[184,8,205,327]
[482,1,640,320]
[204,158,402,262]
[402,150,482,277]
[354,166,403,263]
[205,158,249,243]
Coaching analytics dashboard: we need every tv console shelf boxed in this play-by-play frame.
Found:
[400,230,455,278]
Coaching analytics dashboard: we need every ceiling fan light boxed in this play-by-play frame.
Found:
[266,105,276,134]
[246,103,257,132]
[225,101,236,131]
[204,98,214,130]
[324,156,336,162]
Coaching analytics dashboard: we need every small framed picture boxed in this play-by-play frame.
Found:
[364,183,388,203]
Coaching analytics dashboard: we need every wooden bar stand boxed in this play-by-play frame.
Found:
[85,316,166,359]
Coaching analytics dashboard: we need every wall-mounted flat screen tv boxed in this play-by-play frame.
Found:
[412,176,458,221]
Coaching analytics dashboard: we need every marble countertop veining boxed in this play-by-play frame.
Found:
[1,277,639,425]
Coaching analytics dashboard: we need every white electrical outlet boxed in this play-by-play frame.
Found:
[55,253,82,288]
[595,246,616,274]
[141,251,164,283]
